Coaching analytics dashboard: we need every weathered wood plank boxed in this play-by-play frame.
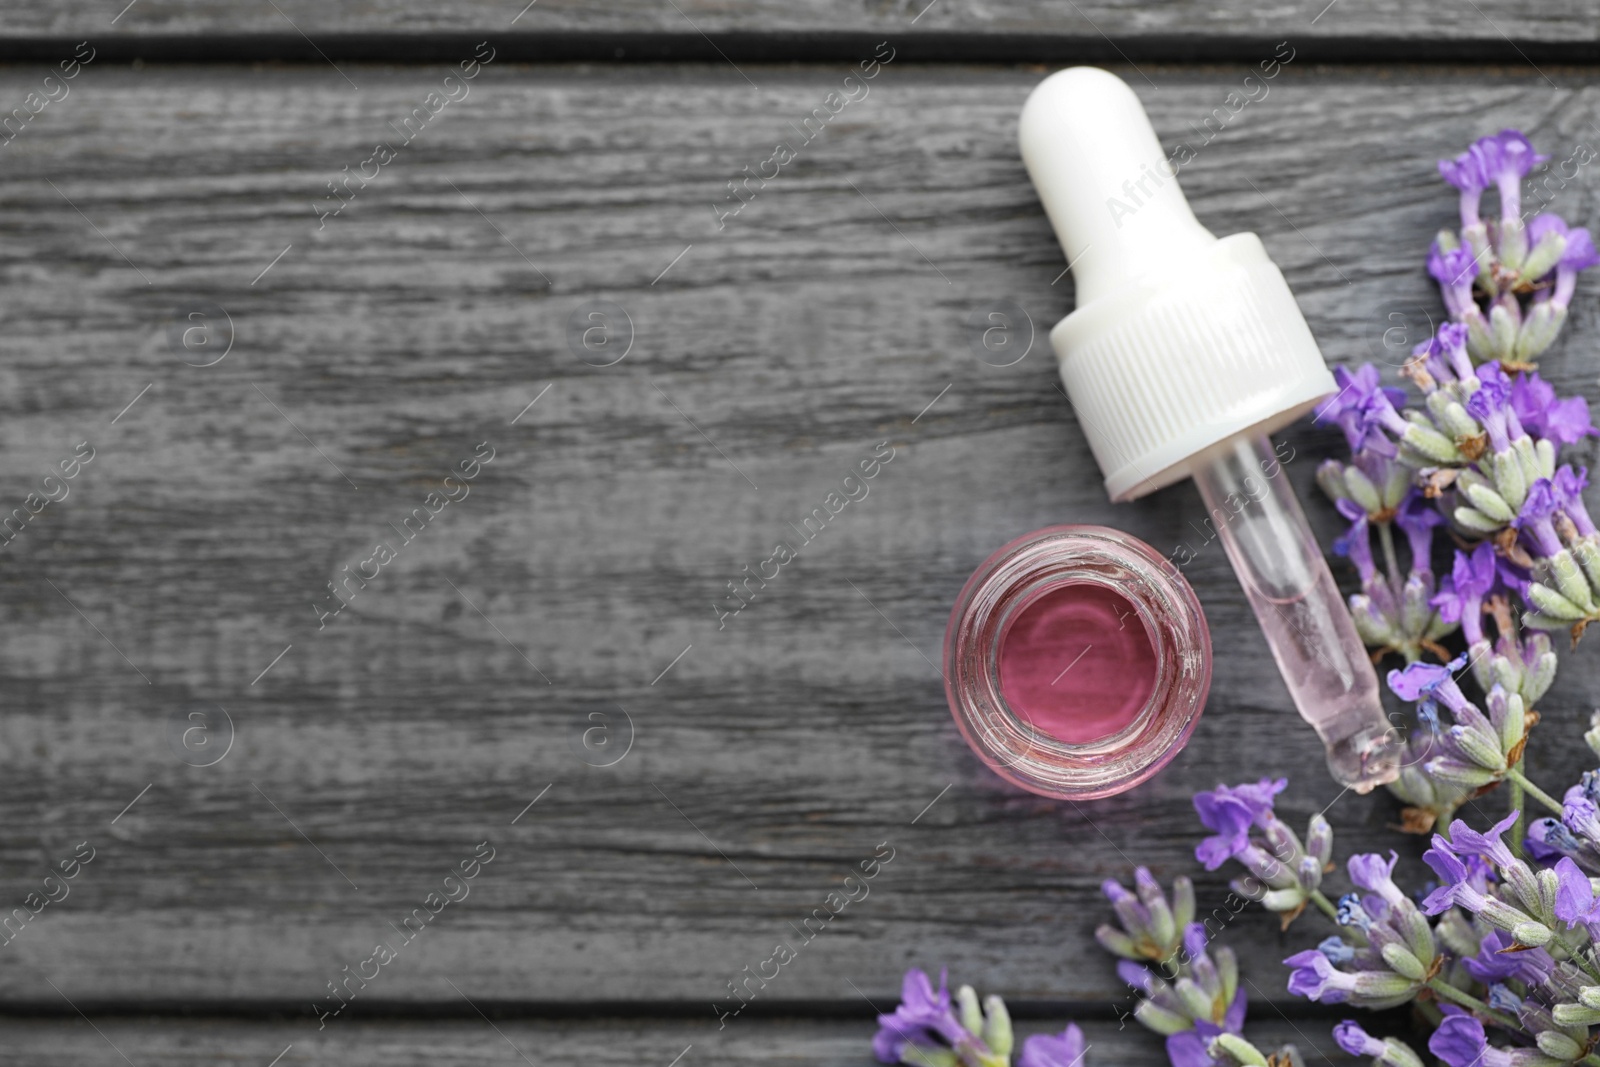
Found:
[0,63,1596,1011]
[0,1016,1346,1066]
[2,1,1599,61]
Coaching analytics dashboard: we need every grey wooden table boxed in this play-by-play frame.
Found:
[1,2,1598,1063]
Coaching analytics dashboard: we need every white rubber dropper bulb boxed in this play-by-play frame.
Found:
[1019,66,1215,306]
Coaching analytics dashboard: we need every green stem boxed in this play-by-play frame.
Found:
[1377,521,1404,592]
[1509,755,1527,862]
[1506,766,1562,815]
[1309,889,1340,922]
[1427,979,1521,1031]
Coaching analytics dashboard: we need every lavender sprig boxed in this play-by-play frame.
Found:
[1097,868,1196,965]
[872,969,1013,1067]
[870,970,1092,1067]
[1434,130,1598,369]
[1192,778,1334,926]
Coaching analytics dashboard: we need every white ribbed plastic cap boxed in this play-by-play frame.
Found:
[1019,67,1337,502]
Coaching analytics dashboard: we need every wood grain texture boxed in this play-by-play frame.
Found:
[3,0,1599,56]
[0,61,1597,1017]
[0,1016,1346,1066]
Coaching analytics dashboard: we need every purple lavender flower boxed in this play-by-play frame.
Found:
[1283,950,1346,1002]
[1440,130,1546,226]
[1332,1020,1426,1067]
[873,1023,935,1065]
[1428,241,1480,319]
[1439,139,1495,228]
[1428,1014,1504,1067]
[1431,543,1497,644]
[1347,852,1406,909]
[1282,950,1417,1008]
[1465,362,1518,453]
[1489,130,1546,221]
[1192,779,1285,871]
[1386,655,1466,704]
[1117,959,1156,997]
[1462,927,1553,986]
[1333,499,1379,589]
[1334,1021,1386,1059]
[1563,788,1600,841]
[1555,226,1600,311]
[1426,322,1476,383]
[1420,837,1486,914]
[1166,1023,1223,1067]
[1317,365,1407,453]
[1019,1023,1087,1067]
[1395,491,1445,576]
[1513,478,1565,558]
[1448,810,1519,867]
[874,968,967,1055]
[1554,465,1597,537]
[1510,371,1596,446]
[1528,817,1581,863]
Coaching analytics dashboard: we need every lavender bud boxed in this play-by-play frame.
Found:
[1400,575,1436,639]
[1096,924,1141,960]
[1528,580,1587,622]
[1512,920,1555,947]
[1174,977,1214,1020]
[1489,303,1519,358]
[1428,391,1479,440]
[1343,466,1383,515]
[1520,231,1568,281]
[1462,481,1514,523]
[1228,878,1261,905]
[1296,856,1323,895]
[1486,688,1525,756]
[1306,814,1333,868]
[1402,420,1465,465]
[1499,213,1530,271]
[1455,506,1506,535]
[1134,873,1175,952]
[1260,887,1308,913]
[1447,723,1505,772]
[1552,1002,1600,1027]
[1215,945,1239,1003]
[1377,1039,1424,1067]
[1172,876,1195,930]
[1133,997,1190,1036]
[1517,302,1565,360]
[1546,551,1597,613]
[1537,1031,1583,1062]
[981,994,1012,1058]
[1575,540,1600,598]
[1316,460,1349,505]
[1378,942,1427,982]
[1465,311,1495,362]
[1208,1034,1269,1067]
[1489,453,1528,515]
[1351,597,1400,648]
[1422,755,1499,788]
[1261,818,1305,866]
[956,984,982,1037]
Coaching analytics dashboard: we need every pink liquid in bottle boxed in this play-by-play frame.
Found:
[997,583,1157,744]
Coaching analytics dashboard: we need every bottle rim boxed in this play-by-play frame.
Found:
[943,524,1212,800]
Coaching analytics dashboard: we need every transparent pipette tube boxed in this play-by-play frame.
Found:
[1190,434,1401,793]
